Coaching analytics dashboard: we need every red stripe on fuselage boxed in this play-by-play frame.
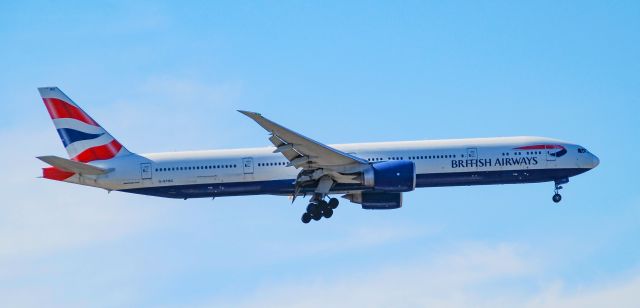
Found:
[43,167,75,181]
[72,139,123,163]
[43,97,99,126]
[515,144,565,150]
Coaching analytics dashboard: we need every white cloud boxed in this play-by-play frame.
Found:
[201,242,640,308]
[102,75,245,152]
[525,273,640,308]
[139,75,243,106]
[255,223,436,262]
[0,129,166,263]
[202,242,534,308]
[0,128,175,307]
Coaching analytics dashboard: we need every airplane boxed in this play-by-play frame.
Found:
[37,87,600,224]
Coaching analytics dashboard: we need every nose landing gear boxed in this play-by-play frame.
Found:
[300,197,339,224]
[552,178,569,204]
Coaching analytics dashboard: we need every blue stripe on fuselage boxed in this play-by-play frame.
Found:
[119,168,591,199]
[56,128,104,147]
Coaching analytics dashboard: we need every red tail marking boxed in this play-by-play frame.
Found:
[72,139,123,163]
[43,97,99,126]
[43,167,75,181]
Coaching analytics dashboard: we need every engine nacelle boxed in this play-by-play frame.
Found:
[344,191,403,210]
[362,161,416,192]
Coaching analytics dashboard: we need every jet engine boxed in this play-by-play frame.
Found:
[362,160,416,192]
[343,191,403,209]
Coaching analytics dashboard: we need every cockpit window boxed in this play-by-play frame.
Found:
[577,148,587,153]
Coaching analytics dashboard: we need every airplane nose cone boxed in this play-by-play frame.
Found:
[590,154,600,169]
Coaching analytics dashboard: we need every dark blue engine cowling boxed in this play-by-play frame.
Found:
[360,191,403,210]
[364,160,416,192]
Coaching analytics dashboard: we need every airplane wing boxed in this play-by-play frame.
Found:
[238,111,368,170]
[239,111,370,197]
[37,155,111,175]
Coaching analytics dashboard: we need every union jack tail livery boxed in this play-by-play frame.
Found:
[38,87,132,181]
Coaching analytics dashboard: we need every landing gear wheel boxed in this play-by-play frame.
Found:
[323,208,334,218]
[306,203,317,213]
[301,212,311,224]
[328,198,339,209]
[302,196,337,223]
[551,179,568,204]
[306,202,322,221]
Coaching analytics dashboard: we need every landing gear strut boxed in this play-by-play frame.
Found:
[300,196,339,224]
[552,178,568,204]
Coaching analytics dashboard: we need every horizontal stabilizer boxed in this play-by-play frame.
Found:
[37,155,111,175]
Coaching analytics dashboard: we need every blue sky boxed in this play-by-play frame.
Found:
[1,1,639,307]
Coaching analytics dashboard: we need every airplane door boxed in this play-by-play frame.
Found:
[467,148,477,159]
[242,157,254,174]
[545,145,558,168]
[140,163,152,180]
[546,145,556,161]
[467,148,478,171]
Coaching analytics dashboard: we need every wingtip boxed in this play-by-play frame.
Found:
[237,110,262,117]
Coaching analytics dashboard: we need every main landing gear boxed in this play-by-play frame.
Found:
[301,197,339,224]
[552,178,569,204]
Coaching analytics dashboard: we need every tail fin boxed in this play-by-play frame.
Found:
[38,87,132,162]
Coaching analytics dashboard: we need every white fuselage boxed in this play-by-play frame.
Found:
[66,136,599,199]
